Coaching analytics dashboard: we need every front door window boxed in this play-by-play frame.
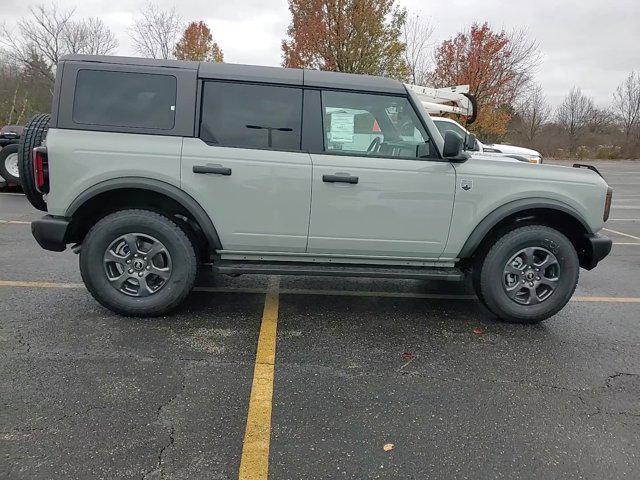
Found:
[321,91,435,159]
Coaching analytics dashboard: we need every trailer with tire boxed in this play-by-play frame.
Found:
[0,125,24,187]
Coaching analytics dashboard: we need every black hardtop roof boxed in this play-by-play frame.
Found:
[61,54,406,95]
[61,54,199,70]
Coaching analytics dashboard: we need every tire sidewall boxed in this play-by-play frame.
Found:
[80,211,196,316]
[480,227,579,322]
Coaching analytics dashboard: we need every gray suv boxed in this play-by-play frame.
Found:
[21,55,612,323]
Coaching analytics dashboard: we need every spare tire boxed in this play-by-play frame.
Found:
[0,143,21,185]
[18,113,50,211]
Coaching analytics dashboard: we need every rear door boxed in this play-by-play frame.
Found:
[181,81,312,252]
[307,90,456,258]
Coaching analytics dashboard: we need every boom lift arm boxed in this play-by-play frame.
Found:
[405,84,478,125]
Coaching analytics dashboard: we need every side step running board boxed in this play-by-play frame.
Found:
[212,262,464,281]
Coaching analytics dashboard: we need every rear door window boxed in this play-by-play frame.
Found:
[200,81,303,151]
[73,70,177,130]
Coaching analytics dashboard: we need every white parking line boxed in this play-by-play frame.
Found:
[603,227,640,241]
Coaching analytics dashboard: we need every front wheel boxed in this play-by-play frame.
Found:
[476,225,579,323]
[80,209,198,317]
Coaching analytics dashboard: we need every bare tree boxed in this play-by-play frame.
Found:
[64,18,119,56]
[401,12,433,85]
[0,53,53,124]
[516,84,550,145]
[130,3,182,59]
[506,28,542,99]
[613,71,640,144]
[1,3,118,87]
[556,87,595,154]
[586,107,613,134]
[0,3,75,82]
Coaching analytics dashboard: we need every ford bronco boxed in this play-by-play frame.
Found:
[20,55,612,323]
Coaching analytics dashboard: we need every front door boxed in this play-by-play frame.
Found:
[307,90,456,258]
[181,81,312,253]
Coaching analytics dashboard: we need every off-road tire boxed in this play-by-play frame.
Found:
[80,209,198,317]
[18,113,50,211]
[478,225,579,324]
[0,144,20,184]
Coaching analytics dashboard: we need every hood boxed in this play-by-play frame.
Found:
[467,152,522,163]
[484,143,541,156]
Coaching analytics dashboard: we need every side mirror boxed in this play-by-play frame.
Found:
[465,133,478,151]
[443,131,468,161]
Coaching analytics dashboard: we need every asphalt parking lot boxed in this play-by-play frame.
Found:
[1,160,639,479]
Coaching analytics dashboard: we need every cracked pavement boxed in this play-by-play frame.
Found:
[2,160,640,479]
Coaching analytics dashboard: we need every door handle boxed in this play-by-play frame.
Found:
[193,164,232,176]
[322,174,358,184]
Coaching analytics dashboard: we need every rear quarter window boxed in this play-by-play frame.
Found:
[73,70,177,130]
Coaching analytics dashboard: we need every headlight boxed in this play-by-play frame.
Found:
[508,154,543,164]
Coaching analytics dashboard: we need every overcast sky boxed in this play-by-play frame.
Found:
[2,0,639,107]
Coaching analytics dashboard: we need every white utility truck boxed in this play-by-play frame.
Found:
[406,84,543,164]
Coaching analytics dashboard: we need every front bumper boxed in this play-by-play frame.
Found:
[581,233,612,270]
[31,215,71,252]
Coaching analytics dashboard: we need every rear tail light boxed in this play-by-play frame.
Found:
[603,187,613,222]
[33,146,49,194]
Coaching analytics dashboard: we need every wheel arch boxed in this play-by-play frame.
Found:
[66,178,223,254]
[458,198,594,267]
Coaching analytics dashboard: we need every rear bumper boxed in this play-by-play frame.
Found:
[581,233,612,270]
[31,215,71,252]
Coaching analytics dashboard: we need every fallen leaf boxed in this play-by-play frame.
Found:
[472,327,483,335]
[383,443,394,451]
[401,352,413,360]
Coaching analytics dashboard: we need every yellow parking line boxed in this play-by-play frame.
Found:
[0,280,83,289]
[0,220,31,225]
[1,279,639,304]
[238,276,280,480]
[604,227,640,241]
[280,288,477,300]
[572,296,640,303]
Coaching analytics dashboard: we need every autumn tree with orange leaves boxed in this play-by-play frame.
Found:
[432,23,539,138]
[174,21,224,62]
[282,0,409,80]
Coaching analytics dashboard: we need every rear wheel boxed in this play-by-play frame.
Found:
[80,209,198,317]
[0,144,20,184]
[17,113,50,211]
[476,225,579,323]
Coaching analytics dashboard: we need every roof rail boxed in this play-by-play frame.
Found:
[405,84,477,124]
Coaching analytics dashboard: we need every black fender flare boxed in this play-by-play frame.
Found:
[65,177,223,250]
[458,198,593,258]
